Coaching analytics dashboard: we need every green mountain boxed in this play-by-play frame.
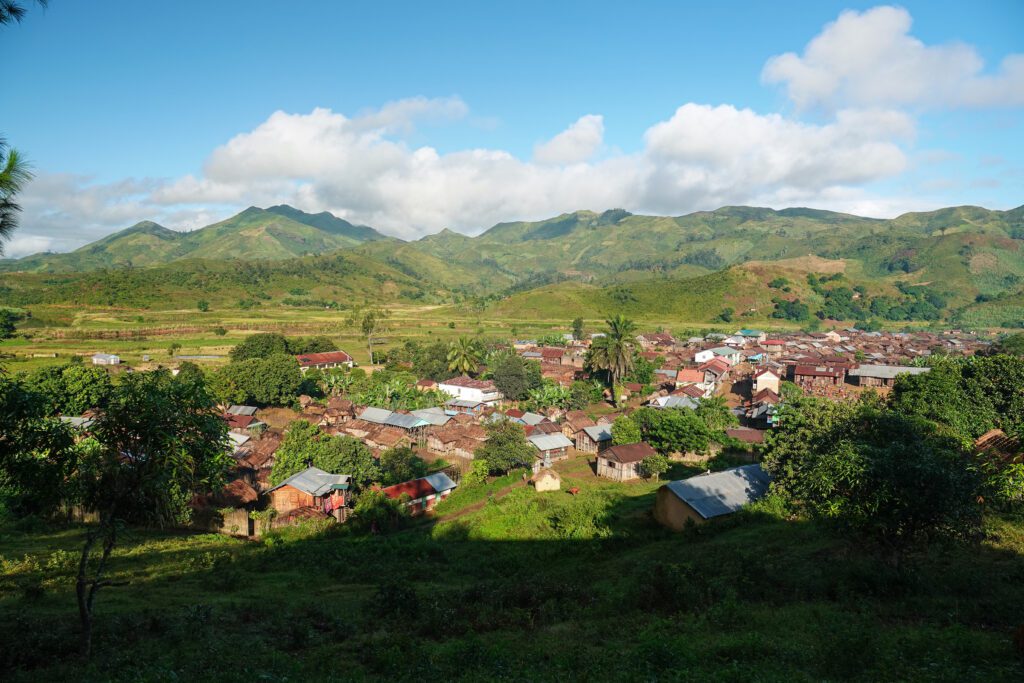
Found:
[3,203,1024,325]
[0,206,393,273]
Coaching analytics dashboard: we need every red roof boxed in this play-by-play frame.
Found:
[699,358,730,373]
[295,350,353,367]
[676,368,704,383]
[540,347,565,359]
[224,413,256,430]
[678,384,706,399]
[764,339,786,346]
[380,477,442,501]
[725,428,767,444]
[753,368,779,379]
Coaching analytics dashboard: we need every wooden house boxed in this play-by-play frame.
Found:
[596,442,657,481]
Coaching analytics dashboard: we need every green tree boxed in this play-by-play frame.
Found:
[625,352,656,385]
[633,407,710,455]
[73,370,230,656]
[196,299,209,312]
[229,332,289,362]
[0,309,22,339]
[289,335,338,354]
[587,314,637,406]
[215,353,303,406]
[351,489,409,533]
[447,336,482,375]
[346,306,390,364]
[572,317,584,340]
[0,137,34,254]
[474,418,534,474]
[379,446,428,486]
[638,453,669,480]
[212,326,228,336]
[567,380,602,410]
[763,397,982,562]
[611,414,642,445]
[21,364,113,415]
[694,395,738,433]
[491,353,542,401]
[988,333,1024,357]
[270,421,380,489]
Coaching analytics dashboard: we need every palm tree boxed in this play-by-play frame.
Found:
[447,336,482,375]
[0,139,34,255]
[588,314,637,405]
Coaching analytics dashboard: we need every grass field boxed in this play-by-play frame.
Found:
[2,451,1024,681]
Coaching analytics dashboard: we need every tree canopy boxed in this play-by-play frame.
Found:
[474,419,534,474]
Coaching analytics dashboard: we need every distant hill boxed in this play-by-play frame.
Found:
[0,205,393,273]
[2,203,1023,325]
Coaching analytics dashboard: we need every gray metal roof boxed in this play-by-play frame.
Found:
[528,433,573,451]
[60,416,95,430]
[705,346,738,356]
[582,425,612,442]
[385,413,430,430]
[268,466,351,496]
[665,464,771,520]
[423,471,457,493]
[522,412,546,426]
[411,407,451,426]
[653,395,700,410]
[446,399,483,408]
[848,364,930,380]
[358,406,394,424]
[227,405,258,416]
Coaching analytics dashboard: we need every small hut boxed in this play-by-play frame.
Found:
[532,469,561,492]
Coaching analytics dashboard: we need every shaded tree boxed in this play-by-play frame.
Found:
[587,314,637,406]
[379,446,428,486]
[474,418,534,474]
[491,353,542,401]
[229,332,289,362]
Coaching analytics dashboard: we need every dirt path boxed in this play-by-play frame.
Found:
[433,480,527,522]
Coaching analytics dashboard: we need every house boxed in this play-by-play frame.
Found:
[637,332,676,349]
[532,469,561,492]
[410,406,452,427]
[437,375,503,405]
[974,429,1022,467]
[223,412,266,434]
[91,353,120,366]
[651,395,700,410]
[763,340,787,358]
[737,329,766,344]
[752,369,780,395]
[415,379,438,392]
[675,368,704,386]
[529,432,574,467]
[694,346,742,366]
[562,410,596,440]
[295,350,354,372]
[445,398,487,415]
[576,424,612,453]
[380,472,458,515]
[267,466,351,522]
[847,364,930,387]
[357,407,431,440]
[699,358,731,384]
[596,442,657,481]
[724,427,767,445]
[226,405,258,416]
[793,365,845,388]
[653,464,771,530]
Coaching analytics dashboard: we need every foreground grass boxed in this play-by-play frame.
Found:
[2,478,1023,681]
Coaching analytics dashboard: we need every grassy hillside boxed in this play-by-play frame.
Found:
[2,458,1022,681]
[0,206,391,273]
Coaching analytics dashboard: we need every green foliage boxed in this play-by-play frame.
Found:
[611,415,642,445]
[567,380,603,410]
[715,307,734,323]
[229,333,290,362]
[378,446,427,486]
[989,333,1024,356]
[637,453,669,480]
[524,381,571,412]
[20,364,113,415]
[0,309,23,338]
[625,352,656,385]
[474,419,534,474]
[491,353,542,401]
[400,340,457,382]
[587,315,637,405]
[213,354,303,406]
[289,336,338,355]
[763,397,982,553]
[351,490,409,533]
[446,336,482,375]
[572,317,584,340]
[630,407,711,455]
[269,421,380,489]
[212,326,227,336]
[693,395,738,433]
[196,300,209,312]
[768,277,790,289]
[890,355,1024,441]
[463,459,490,486]
[772,298,811,321]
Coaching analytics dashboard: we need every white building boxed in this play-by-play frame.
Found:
[437,376,503,405]
[91,353,120,366]
[693,346,742,366]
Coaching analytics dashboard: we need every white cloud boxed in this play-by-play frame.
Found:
[534,115,605,164]
[763,5,1024,109]
[3,234,55,258]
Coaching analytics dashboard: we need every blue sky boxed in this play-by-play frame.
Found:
[1,1,1022,255]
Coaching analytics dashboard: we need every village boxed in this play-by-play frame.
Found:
[158,324,993,536]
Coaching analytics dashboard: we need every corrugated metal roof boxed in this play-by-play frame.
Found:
[848,364,930,380]
[522,412,546,425]
[528,433,573,451]
[423,471,457,493]
[359,406,394,424]
[582,425,612,442]
[385,413,429,430]
[411,407,451,426]
[268,466,351,496]
[665,464,771,519]
[653,395,700,409]
[227,405,258,416]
